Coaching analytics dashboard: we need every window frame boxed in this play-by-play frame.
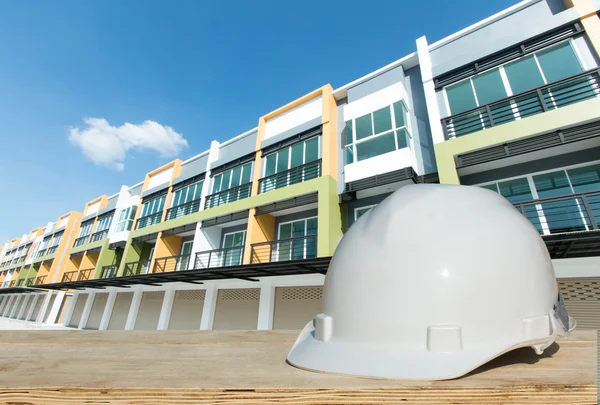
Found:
[171,180,204,208]
[261,137,321,178]
[344,100,412,165]
[211,162,253,194]
[354,205,377,221]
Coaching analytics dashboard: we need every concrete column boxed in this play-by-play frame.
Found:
[316,179,344,257]
[63,292,80,326]
[199,285,217,330]
[36,292,53,324]
[190,224,222,269]
[26,294,40,321]
[566,0,600,56]
[124,290,143,330]
[257,284,275,330]
[16,295,31,320]
[78,292,96,330]
[99,291,118,330]
[157,288,176,330]
[416,36,445,145]
[46,291,66,324]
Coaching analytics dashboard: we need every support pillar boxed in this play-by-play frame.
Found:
[16,295,30,320]
[157,288,176,330]
[46,291,65,324]
[26,294,40,321]
[99,291,117,330]
[199,285,217,330]
[257,284,275,330]
[78,292,96,330]
[124,290,143,330]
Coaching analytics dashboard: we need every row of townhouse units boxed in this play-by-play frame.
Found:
[0,0,599,331]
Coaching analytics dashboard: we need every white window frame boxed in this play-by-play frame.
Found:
[354,205,377,221]
[275,216,318,261]
[218,230,246,267]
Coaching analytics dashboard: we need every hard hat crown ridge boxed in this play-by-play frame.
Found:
[287,184,575,380]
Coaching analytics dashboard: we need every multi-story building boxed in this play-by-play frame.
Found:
[0,0,598,331]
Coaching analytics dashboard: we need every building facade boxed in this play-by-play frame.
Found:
[0,0,598,330]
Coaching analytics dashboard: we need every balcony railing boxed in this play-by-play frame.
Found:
[152,254,192,273]
[442,69,600,140]
[100,265,119,279]
[250,235,317,264]
[61,268,94,282]
[166,199,201,221]
[1,281,9,288]
[194,246,245,269]
[26,277,35,287]
[136,212,162,230]
[123,260,152,276]
[9,280,16,288]
[34,276,47,285]
[16,279,24,287]
[513,190,600,235]
[90,229,109,243]
[205,183,252,209]
[73,235,90,248]
[18,256,26,263]
[258,159,321,194]
[36,249,47,258]
[46,246,58,255]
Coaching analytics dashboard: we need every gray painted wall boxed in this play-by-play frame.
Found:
[128,183,143,197]
[460,147,600,185]
[346,193,391,228]
[141,183,169,198]
[211,131,257,169]
[273,209,319,240]
[177,154,209,183]
[347,65,405,103]
[429,1,579,77]
[104,196,118,212]
[336,98,347,195]
[218,224,248,248]
[81,213,96,223]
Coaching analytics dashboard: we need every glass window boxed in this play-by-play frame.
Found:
[305,137,319,163]
[533,170,585,233]
[472,69,507,105]
[230,166,242,188]
[263,138,319,176]
[537,41,582,83]
[396,128,410,150]
[504,55,545,94]
[355,206,375,220]
[532,170,572,198]
[393,101,407,128]
[141,196,165,217]
[290,142,304,168]
[446,80,478,114]
[96,215,113,232]
[344,121,353,146]
[276,148,289,173]
[241,164,252,184]
[265,154,277,177]
[568,164,600,192]
[497,178,533,203]
[480,183,499,193]
[356,132,396,161]
[355,113,373,140]
[373,106,392,134]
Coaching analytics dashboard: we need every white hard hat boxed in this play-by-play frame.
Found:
[288,184,575,380]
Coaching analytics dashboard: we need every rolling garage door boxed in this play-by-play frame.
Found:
[9,296,23,318]
[28,295,44,321]
[0,297,7,313]
[18,295,34,320]
[108,292,134,330]
[134,291,164,330]
[85,293,109,329]
[559,277,600,329]
[42,293,58,323]
[213,288,260,330]
[56,295,73,325]
[273,286,323,330]
[2,297,15,316]
[168,290,205,330]
[67,293,88,328]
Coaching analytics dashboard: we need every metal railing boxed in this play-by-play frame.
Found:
[124,260,152,276]
[194,246,245,269]
[46,246,58,255]
[18,256,26,263]
[34,276,47,285]
[166,199,201,221]
[26,277,35,287]
[90,229,109,243]
[514,190,600,235]
[100,265,119,279]
[136,212,163,230]
[442,69,600,139]
[8,280,16,288]
[36,249,47,258]
[61,268,94,282]
[250,235,318,264]
[1,281,9,288]
[258,159,321,194]
[16,279,24,287]
[205,183,252,209]
[152,254,192,273]
[73,235,90,248]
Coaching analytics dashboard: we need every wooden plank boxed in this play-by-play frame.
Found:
[0,330,596,404]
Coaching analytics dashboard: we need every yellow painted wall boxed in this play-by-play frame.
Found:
[151,233,183,273]
[565,0,600,56]
[47,211,82,283]
[244,211,276,264]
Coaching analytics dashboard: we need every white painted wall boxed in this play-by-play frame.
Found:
[86,201,101,216]
[343,82,409,122]
[58,215,69,228]
[264,96,322,140]
[344,148,417,183]
[29,231,37,241]
[147,167,173,189]
[416,36,445,145]
[553,257,600,278]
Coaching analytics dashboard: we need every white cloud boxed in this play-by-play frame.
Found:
[68,118,189,171]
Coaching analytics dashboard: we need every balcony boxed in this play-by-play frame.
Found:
[136,212,162,230]
[123,260,152,276]
[90,229,109,243]
[33,276,47,285]
[36,249,47,258]
[258,160,321,194]
[250,235,317,264]
[194,246,244,269]
[61,268,94,283]
[46,246,58,255]
[152,254,192,273]
[25,277,35,287]
[100,265,118,279]
[73,235,90,248]
[205,183,252,209]
[16,279,24,287]
[8,280,16,288]
[166,199,201,221]
[442,69,600,140]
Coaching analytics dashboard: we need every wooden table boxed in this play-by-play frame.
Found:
[0,329,596,404]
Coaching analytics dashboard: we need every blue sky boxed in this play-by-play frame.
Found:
[0,0,516,243]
